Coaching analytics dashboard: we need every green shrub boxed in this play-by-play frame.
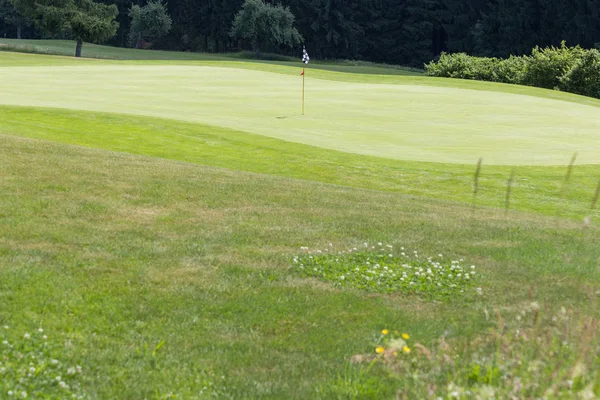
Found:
[425,53,484,80]
[521,42,585,89]
[425,52,523,83]
[559,49,600,99]
[425,42,600,100]
[492,55,527,84]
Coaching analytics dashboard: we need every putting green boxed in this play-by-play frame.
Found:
[2,62,600,165]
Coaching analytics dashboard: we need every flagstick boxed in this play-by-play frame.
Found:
[302,68,305,115]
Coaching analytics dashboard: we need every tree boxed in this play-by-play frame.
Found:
[129,0,172,49]
[0,0,32,38]
[11,0,118,57]
[230,0,303,56]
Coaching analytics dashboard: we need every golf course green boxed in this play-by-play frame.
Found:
[1,43,600,399]
[2,51,600,164]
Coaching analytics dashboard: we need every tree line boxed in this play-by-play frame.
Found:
[2,0,600,66]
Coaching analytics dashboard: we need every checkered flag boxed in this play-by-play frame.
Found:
[302,47,310,64]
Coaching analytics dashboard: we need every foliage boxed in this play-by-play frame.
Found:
[12,0,118,56]
[345,305,600,398]
[294,243,478,299]
[426,44,600,99]
[230,0,302,55]
[128,0,172,48]
[559,49,600,99]
[0,326,87,399]
[522,42,586,89]
[0,0,32,37]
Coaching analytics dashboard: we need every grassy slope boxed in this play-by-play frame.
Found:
[2,135,599,398]
[1,106,599,219]
[2,59,600,165]
[2,49,600,397]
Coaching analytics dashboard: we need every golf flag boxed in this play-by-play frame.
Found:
[302,46,310,64]
[301,47,309,114]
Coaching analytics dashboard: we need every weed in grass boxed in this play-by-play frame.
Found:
[347,304,600,398]
[294,243,478,300]
[0,326,86,399]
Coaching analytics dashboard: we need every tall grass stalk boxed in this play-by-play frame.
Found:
[557,152,577,218]
[592,180,600,210]
[472,157,483,208]
[562,152,578,191]
[505,169,516,215]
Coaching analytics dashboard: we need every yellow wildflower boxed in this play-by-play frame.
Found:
[402,333,410,340]
[382,329,389,335]
[376,346,385,354]
[403,346,411,354]
[393,351,398,357]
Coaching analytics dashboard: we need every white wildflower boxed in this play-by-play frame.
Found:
[23,333,30,340]
[476,287,483,296]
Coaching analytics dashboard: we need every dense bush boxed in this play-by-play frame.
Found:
[425,43,600,99]
[522,42,585,89]
[559,49,600,99]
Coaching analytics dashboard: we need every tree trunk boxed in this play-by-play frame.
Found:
[135,32,142,49]
[17,25,22,40]
[75,39,83,57]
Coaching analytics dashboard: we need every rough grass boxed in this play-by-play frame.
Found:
[2,135,600,398]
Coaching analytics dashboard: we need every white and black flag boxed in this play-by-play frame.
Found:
[302,47,310,64]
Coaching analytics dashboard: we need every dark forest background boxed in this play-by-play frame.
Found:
[2,0,600,67]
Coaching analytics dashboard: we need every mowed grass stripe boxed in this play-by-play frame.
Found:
[1,106,600,219]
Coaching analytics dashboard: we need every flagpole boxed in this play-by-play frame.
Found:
[302,68,305,115]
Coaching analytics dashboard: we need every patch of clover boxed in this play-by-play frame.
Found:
[293,242,478,299]
[0,325,87,399]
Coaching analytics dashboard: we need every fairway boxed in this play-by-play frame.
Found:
[2,59,600,164]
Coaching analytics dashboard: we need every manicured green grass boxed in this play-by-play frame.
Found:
[2,50,600,398]
[1,55,600,165]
